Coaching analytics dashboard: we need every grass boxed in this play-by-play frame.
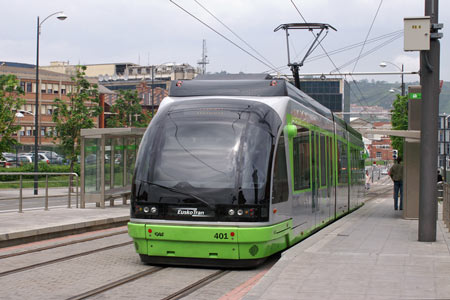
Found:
[0,175,77,189]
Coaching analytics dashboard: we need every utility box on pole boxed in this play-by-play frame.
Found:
[404,17,431,51]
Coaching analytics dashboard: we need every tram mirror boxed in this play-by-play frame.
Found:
[284,124,297,139]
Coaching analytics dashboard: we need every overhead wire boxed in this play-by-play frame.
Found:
[290,0,372,110]
[169,0,279,73]
[193,0,281,72]
[262,29,404,74]
[351,0,384,72]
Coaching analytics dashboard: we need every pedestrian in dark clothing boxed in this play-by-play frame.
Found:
[438,170,443,182]
[389,157,403,210]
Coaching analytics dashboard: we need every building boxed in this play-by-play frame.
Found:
[0,63,100,149]
[438,114,450,172]
[298,78,349,121]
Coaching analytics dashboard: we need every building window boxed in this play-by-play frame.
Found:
[47,106,53,115]
[376,152,382,159]
[41,83,46,94]
[20,81,25,91]
[26,82,32,93]
[61,85,66,95]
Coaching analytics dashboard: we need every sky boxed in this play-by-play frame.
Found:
[1,0,448,83]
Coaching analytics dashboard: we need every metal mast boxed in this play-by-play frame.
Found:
[197,39,209,75]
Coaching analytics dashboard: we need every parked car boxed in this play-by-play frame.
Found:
[20,153,50,164]
[39,151,63,165]
[0,156,32,168]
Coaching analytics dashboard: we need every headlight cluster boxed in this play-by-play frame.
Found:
[226,207,257,217]
[135,204,159,216]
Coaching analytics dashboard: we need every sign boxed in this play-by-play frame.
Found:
[409,93,422,100]
[85,146,97,152]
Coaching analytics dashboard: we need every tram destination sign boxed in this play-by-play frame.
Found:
[168,206,214,218]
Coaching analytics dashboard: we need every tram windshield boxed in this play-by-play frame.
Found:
[133,100,281,207]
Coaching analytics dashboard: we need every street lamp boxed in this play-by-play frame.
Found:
[379,61,405,96]
[34,11,67,195]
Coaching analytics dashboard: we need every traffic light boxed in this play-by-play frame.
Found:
[393,149,398,160]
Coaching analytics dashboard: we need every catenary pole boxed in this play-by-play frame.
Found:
[419,0,441,242]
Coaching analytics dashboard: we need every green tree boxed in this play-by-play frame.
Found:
[52,66,102,173]
[390,94,408,157]
[106,89,149,128]
[0,74,25,156]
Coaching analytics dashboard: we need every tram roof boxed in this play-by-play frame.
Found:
[169,79,333,120]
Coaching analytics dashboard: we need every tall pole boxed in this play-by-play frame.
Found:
[151,66,154,119]
[401,64,405,96]
[34,16,40,195]
[419,0,440,242]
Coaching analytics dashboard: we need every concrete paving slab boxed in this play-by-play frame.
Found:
[0,205,129,247]
[244,187,450,300]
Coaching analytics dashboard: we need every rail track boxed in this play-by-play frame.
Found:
[0,229,128,259]
[0,240,132,277]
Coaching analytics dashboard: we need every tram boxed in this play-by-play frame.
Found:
[128,77,365,267]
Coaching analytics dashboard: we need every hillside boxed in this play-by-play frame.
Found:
[348,79,450,114]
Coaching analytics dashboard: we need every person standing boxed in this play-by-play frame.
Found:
[389,157,403,210]
[365,170,371,190]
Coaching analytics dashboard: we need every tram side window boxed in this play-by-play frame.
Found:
[338,140,348,184]
[320,134,327,187]
[272,134,289,204]
[293,128,310,190]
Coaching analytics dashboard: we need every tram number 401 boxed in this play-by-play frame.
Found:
[214,233,229,240]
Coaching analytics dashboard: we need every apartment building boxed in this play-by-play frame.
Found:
[0,63,99,146]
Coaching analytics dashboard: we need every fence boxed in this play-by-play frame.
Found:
[0,172,79,213]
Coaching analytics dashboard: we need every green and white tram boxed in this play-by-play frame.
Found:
[128,78,365,267]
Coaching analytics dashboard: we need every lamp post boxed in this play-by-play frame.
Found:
[379,61,405,96]
[34,11,67,195]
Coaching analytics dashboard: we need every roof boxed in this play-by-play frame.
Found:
[169,79,333,120]
[194,73,273,80]
[0,65,73,82]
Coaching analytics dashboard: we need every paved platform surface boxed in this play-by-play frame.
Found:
[244,188,450,300]
[0,205,130,247]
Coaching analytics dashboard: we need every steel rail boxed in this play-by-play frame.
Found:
[0,229,128,259]
[66,267,164,300]
[162,270,231,300]
[0,241,132,277]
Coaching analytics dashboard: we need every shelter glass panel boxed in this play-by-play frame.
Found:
[113,138,125,188]
[84,138,100,193]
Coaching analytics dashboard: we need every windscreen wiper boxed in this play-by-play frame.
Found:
[138,180,214,209]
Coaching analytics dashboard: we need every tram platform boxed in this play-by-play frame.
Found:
[243,184,450,300]
[0,204,129,248]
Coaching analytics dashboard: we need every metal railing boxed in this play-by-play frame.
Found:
[0,172,79,212]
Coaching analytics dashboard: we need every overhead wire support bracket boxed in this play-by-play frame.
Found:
[274,23,337,89]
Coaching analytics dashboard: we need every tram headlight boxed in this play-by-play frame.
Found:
[237,209,244,216]
[150,206,158,214]
[143,206,150,213]
[228,209,235,216]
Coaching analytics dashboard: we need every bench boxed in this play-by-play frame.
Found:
[102,186,132,207]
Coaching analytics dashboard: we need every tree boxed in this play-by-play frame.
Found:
[390,94,408,157]
[106,89,149,128]
[52,66,102,173]
[0,74,25,157]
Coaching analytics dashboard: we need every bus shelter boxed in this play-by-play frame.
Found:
[80,128,146,208]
